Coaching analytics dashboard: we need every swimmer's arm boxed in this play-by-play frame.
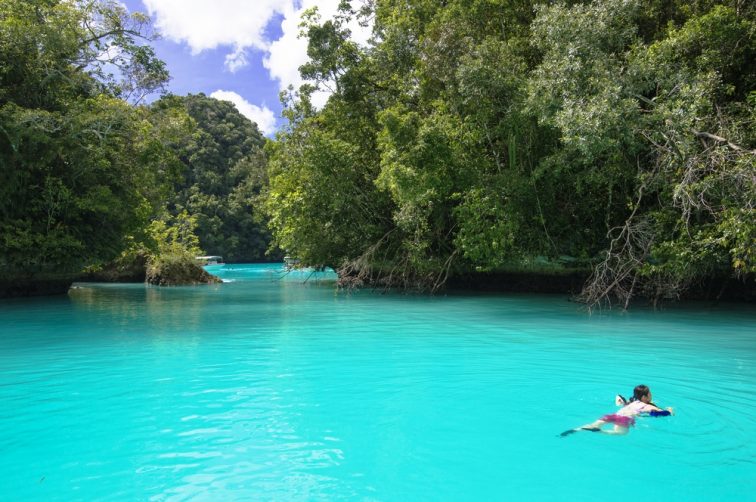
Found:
[646,405,674,416]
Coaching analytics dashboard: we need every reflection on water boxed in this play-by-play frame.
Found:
[0,264,754,500]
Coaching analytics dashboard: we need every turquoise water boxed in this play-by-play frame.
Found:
[1,264,754,501]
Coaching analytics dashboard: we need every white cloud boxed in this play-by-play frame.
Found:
[224,46,249,73]
[142,0,374,106]
[143,0,289,72]
[210,90,276,136]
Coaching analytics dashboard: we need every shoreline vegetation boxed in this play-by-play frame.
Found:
[263,0,755,309]
[1,0,753,307]
[335,261,753,303]
[2,263,751,305]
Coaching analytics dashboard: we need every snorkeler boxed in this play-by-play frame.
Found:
[560,385,674,437]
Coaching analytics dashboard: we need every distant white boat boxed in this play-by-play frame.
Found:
[196,255,224,265]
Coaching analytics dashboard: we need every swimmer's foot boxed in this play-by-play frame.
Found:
[580,426,601,432]
[559,429,578,437]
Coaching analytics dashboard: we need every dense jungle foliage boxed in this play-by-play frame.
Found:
[1,0,752,306]
[265,0,755,307]
[0,0,271,289]
[157,93,272,263]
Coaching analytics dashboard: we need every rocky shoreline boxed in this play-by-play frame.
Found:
[2,266,751,305]
[0,258,221,299]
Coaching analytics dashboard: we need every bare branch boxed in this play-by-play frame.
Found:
[693,130,756,154]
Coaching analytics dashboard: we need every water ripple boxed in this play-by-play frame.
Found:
[0,265,754,500]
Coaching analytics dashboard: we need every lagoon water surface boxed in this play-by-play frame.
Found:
[1,264,754,500]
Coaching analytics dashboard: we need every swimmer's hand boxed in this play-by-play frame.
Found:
[615,394,628,406]
[666,407,674,415]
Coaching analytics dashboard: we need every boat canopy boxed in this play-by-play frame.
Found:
[196,255,224,265]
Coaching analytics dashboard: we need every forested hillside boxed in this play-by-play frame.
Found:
[158,94,273,263]
[265,0,755,307]
[0,0,272,295]
[0,0,171,285]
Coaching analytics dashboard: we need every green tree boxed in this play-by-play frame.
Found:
[155,93,273,263]
[265,0,754,304]
[0,0,170,280]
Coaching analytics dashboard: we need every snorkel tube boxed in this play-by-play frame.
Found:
[615,394,628,406]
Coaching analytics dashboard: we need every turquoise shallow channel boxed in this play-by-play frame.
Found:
[1,263,754,501]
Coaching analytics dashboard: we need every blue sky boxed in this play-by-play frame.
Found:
[120,0,372,136]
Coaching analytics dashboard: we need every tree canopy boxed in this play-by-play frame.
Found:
[0,0,274,286]
[159,93,273,263]
[264,0,755,306]
[1,0,751,305]
[0,0,171,277]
